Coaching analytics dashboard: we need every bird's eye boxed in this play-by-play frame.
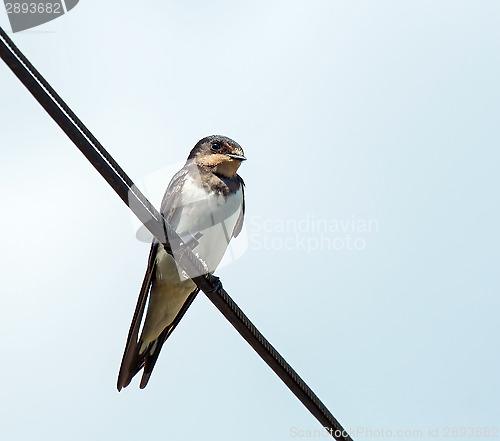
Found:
[211,142,222,151]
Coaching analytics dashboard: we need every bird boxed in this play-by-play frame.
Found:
[117,135,246,390]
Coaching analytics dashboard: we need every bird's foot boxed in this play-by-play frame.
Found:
[205,275,222,293]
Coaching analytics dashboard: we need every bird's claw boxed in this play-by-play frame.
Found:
[205,276,222,293]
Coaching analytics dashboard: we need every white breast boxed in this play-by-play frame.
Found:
[168,176,243,275]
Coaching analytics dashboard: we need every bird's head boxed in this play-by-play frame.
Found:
[188,135,246,178]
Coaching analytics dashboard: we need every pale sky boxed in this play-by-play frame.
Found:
[1,1,499,440]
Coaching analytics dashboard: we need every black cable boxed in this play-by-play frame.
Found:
[0,27,353,441]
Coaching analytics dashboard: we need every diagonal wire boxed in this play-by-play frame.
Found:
[0,26,353,441]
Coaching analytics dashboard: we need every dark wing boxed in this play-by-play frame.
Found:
[117,241,158,391]
[160,167,189,222]
[117,166,200,390]
[232,176,245,238]
[132,168,188,243]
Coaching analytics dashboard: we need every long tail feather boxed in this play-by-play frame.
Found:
[117,243,158,391]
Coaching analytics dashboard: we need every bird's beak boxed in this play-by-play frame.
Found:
[226,153,247,161]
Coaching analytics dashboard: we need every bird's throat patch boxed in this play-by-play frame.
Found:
[198,154,241,178]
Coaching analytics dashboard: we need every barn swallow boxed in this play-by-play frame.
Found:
[117,135,246,390]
